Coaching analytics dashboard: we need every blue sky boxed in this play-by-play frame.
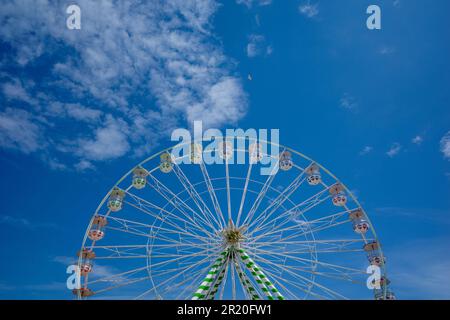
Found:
[0,0,449,299]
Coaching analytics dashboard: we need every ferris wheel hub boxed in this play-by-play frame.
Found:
[221,219,246,247]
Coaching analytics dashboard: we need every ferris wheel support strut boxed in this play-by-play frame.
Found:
[192,249,229,300]
[237,248,284,300]
[234,253,261,300]
[206,257,229,300]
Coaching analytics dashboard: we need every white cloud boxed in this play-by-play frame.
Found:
[52,256,76,266]
[54,103,103,123]
[74,159,95,172]
[412,135,423,145]
[0,0,247,168]
[339,93,357,110]
[440,131,450,161]
[386,142,402,157]
[359,146,373,156]
[387,237,450,299]
[76,116,130,161]
[236,0,272,7]
[379,46,396,55]
[0,108,44,154]
[0,214,57,229]
[46,157,68,171]
[2,79,37,105]
[246,34,272,58]
[299,2,319,18]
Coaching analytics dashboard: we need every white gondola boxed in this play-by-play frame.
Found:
[363,241,386,266]
[132,167,149,189]
[107,188,125,212]
[369,255,386,266]
[349,208,370,234]
[249,142,263,164]
[73,288,94,298]
[218,141,233,160]
[190,143,203,164]
[306,163,321,185]
[375,290,396,300]
[329,183,347,206]
[159,153,173,173]
[80,263,93,276]
[279,151,293,171]
[88,229,104,241]
[77,248,96,276]
[373,277,393,300]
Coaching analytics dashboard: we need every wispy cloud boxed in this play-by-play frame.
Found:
[374,207,450,225]
[0,215,57,230]
[0,108,45,154]
[387,237,450,299]
[339,93,358,110]
[299,1,319,18]
[2,78,38,105]
[0,282,15,291]
[386,142,402,157]
[0,0,247,170]
[379,46,396,55]
[411,135,423,145]
[246,34,272,58]
[236,0,272,8]
[53,256,123,281]
[359,146,373,156]
[440,131,450,160]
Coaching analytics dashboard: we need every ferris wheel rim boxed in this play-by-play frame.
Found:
[77,136,389,300]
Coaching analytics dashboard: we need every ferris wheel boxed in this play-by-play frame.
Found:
[74,137,395,300]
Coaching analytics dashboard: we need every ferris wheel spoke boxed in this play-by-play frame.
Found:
[93,276,151,296]
[150,248,222,269]
[122,200,214,242]
[249,239,369,256]
[248,244,363,255]
[87,245,147,259]
[87,265,150,287]
[171,162,223,231]
[200,161,227,228]
[175,264,215,300]
[146,173,218,234]
[265,258,365,287]
[250,187,331,235]
[241,255,307,299]
[135,254,214,300]
[104,225,212,251]
[250,208,355,244]
[244,245,366,276]
[104,214,212,245]
[248,186,331,235]
[243,171,307,230]
[124,190,215,239]
[225,159,232,222]
[125,189,215,236]
[255,230,372,252]
[257,267,328,300]
[239,164,279,228]
[150,253,214,279]
[247,252,348,300]
[236,162,254,227]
